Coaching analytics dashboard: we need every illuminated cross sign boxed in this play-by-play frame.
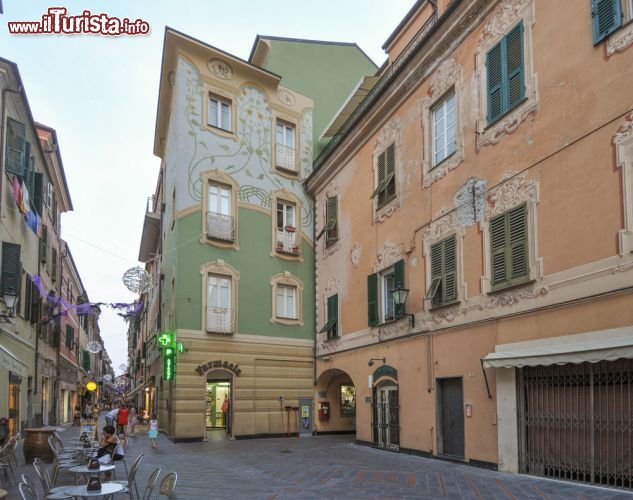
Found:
[157,331,175,347]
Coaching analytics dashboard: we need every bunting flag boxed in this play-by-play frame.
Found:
[30,274,144,325]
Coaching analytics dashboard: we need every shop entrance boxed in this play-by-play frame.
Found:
[206,377,231,433]
[9,373,21,436]
[372,383,399,450]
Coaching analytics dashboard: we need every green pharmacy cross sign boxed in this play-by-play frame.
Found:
[157,331,185,381]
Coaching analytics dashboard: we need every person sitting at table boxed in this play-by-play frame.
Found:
[96,425,125,469]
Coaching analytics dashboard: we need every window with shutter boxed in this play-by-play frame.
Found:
[51,247,57,282]
[65,325,74,350]
[1,242,21,302]
[426,235,458,306]
[486,21,525,125]
[82,350,90,371]
[30,283,40,324]
[490,203,530,291]
[40,225,48,264]
[5,119,27,176]
[367,273,378,326]
[592,0,622,44]
[371,143,396,208]
[33,173,44,215]
[320,293,339,339]
[325,196,338,245]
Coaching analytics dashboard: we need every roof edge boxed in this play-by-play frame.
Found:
[382,0,430,50]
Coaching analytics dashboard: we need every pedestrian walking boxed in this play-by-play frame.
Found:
[117,403,129,436]
[105,407,119,427]
[129,405,137,436]
[148,413,158,449]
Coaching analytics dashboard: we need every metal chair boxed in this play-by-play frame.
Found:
[156,472,177,499]
[140,467,161,500]
[0,439,16,487]
[20,474,41,499]
[19,481,39,500]
[32,458,73,498]
[111,453,143,499]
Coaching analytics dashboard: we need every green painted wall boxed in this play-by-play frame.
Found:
[261,40,377,155]
[173,207,314,340]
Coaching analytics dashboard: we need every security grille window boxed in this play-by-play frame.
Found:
[275,121,296,172]
[426,235,457,307]
[371,143,396,208]
[276,201,298,255]
[340,385,356,417]
[486,21,525,125]
[367,259,404,326]
[319,293,338,340]
[432,91,457,166]
[591,0,622,44]
[207,274,231,333]
[65,325,74,350]
[208,94,232,132]
[207,183,233,241]
[275,284,296,319]
[490,203,529,291]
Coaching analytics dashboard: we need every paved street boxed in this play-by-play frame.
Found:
[7,419,633,499]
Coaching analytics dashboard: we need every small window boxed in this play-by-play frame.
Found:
[208,94,232,132]
[319,293,338,340]
[432,92,457,166]
[490,203,529,291]
[65,325,74,349]
[325,197,338,246]
[207,274,231,333]
[46,182,54,208]
[275,121,296,172]
[381,268,396,323]
[340,385,356,417]
[275,284,296,319]
[367,259,404,327]
[426,235,457,307]
[371,143,396,208]
[207,183,233,241]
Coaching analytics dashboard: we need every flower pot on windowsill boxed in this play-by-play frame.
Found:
[292,246,300,255]
[285,226,296,232]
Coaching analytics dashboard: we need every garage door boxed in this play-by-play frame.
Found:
[518,359,632,489]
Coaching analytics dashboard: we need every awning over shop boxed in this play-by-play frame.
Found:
[124,380,148,399]
[0,344,27,376]
[482,326,633,369]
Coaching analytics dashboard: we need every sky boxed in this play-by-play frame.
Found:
[0,0,414,374]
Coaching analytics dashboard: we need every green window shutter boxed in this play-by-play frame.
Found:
[82,350,90,371]
[39,225,48,264]
[486,41,504,124]
[371,152,386,199]
[52,326,60,348]
[490,213,509,286]
[592,0,622,44]
[325,196,338,242]
[505,22,524,111]
[66,325,74,349]
[385,143,396,198]
[52,247,57,282]
[328,293,338,322]
[426,242,443,302]
[394,259,405,287]
[509,204,528,280]
[367,273,378,326]
[1,242,21,298]
[5,119,27,176]
[24,272,31,320]
[33,173,44,215]
[30,283,40,324]
[443,235,457,302]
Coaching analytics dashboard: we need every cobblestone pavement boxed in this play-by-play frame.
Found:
[6,420,633,499]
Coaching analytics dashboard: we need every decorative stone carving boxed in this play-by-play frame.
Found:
[208,58,233,79]
[323,239,342,259]
[613,113,633,255]
[477,0,530,49]
[454,177,487,226]
[351,243,362,268]
[424,207,460,244]
[430,58,461,98]
[482,286,548,308]
[614,113,633,144]
[486,171,538,218]
[277,88,295,106]
[323,275,342,296]
[374,117,401,155]
[374,240,403,272]
[374,198,402,223]
[378,320,410,341]
[325,180,339,199]
[423,151,465,188]
[607,23,633,56]
[319,337,343,352]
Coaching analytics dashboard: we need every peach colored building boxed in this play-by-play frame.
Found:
[306,0,633,489]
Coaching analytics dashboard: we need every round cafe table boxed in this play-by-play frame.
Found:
[62,481,125,498]
[69,463,116,484]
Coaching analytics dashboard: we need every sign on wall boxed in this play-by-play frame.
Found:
[195,360,241,376]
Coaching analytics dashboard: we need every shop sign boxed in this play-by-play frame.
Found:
[195,360,241,376]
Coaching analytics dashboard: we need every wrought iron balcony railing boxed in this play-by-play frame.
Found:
[275,144,297,173]
[206,306,231,334]
[207,211,235,241]
[276,227,300,256]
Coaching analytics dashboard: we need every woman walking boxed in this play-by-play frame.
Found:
[148,413,158,449]
[129,405,137,436]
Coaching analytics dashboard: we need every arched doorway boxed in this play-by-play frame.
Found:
[372,365,399,450]
[205,370,233,440]
[315,368,356,434]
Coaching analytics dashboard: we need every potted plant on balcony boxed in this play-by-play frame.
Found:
[284,225,296,232]
[292,245,300,255]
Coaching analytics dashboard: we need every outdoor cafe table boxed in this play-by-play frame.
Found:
[69,463,116,484]
[62,481,125,498]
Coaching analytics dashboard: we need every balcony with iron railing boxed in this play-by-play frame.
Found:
[206,306,232,334]
[275,144,297,173]
[207,211,235,242]
[276,226,300,256]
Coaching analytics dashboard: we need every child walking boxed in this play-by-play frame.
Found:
[148,413,158,449]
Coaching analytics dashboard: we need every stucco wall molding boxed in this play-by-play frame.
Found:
[614,113,633,254]
[373,240,404,273]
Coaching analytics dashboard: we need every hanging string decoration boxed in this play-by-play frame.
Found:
[119,364,128,372]
[122,266,153,294]
[87,341,102,354]
[103,374,112,382]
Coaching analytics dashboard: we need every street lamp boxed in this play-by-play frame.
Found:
[1,290,18,318]
[390,282,414,328]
